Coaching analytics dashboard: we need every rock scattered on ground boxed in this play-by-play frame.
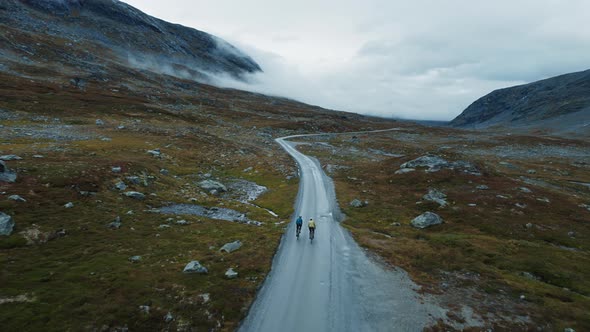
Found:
[160,169,169,175]
[0,155,23,161]
[95,119,105,126]
[124,191,145,200]
[139,305,150,314]
[225,268,238,279]
[0,293,36,305]
[183,261,208,274]
[399,155,480,175]
[0,160,17,183]
[198,180,227,193]
[476,185,489,190]
[129,255,142,263]
[226,179,267,202]
[411,212,443,229]
[519,187,532,193]
[220,240,242,253]
[158,204,262,226]
[19,225,66,245]
[164,312,174,323]
[423,189,448,207]
[8,195,26,202]
[108,216,122,229]
[176,219,188,225]
[112,166,122,173]
[147,149,161,157]
[395,168,415,174]
[115,181,127,191]
[64,202,74,208]
[0,212,15,236]
[350,199,368,208]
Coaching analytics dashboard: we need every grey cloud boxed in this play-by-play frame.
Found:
[126,0,590,121]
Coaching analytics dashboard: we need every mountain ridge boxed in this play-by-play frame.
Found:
[450,69,590,134]
[2,0,261,80]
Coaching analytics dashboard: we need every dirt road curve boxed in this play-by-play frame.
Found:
[238,133,445,332]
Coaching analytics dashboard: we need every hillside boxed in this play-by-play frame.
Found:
[450,69,590,134]
[1,0,260,81]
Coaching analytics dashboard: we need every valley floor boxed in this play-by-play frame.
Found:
[297,126,590,331]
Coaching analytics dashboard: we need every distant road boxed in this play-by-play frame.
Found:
[238,131,443,332]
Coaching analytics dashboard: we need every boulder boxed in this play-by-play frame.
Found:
[220,240,242,253]
[112,166,122,173]
[8,195,26,202]
[395,168,415,174]
[0,160,17,183]
[108,216,122,229]
[198,180,227,193]
[476,185,489,190]
[400,155,449,172]
[399,155,480,175]
[129,255,142,263]
[126,176,142,185]
[183,261,208,274]
[423,189,447,207]
[114,181,127,191]
[0,212,15,236]
[350,199,367,208]
[519,187,532,193]
[225,268,238,279]
[160,169,169,175]
[124,191,145,200]
[147,149,161,157]
[64,202,74,208]
[410,212,443,229]
[95,119,105,126]
[164,312,174,323]
[0,155,23,161]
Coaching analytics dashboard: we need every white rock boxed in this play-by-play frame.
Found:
[183,261,208,274]
[225,268,238,279]
[8,195,26,202]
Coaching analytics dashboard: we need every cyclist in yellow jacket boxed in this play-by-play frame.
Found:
[308,218,316,240]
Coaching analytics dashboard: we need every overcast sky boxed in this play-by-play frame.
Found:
[125,0,590,120]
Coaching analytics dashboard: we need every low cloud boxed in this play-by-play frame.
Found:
[127,0,590,121]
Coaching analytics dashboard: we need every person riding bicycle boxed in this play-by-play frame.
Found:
[295,216,303,237]
[308,218,316,240]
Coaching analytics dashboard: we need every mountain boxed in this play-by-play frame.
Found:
[450,69,590,134]
[1,0,261,80]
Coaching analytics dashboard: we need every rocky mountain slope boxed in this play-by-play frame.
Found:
[450,69,590,134]
[1,0,261,81]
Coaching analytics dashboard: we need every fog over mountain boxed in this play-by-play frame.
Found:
[126,0,590,121]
